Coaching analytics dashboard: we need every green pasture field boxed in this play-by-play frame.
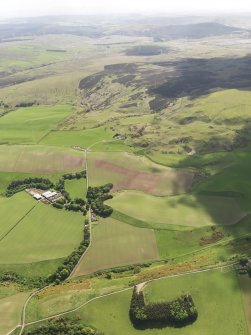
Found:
[34,269,246,335]
[0,291,31,335]
[88,151,194,196]
[194,150,251,211]
[239,275,251,333]
[106,191,246,229]
[0,258,63,279]
[0,145,85,174]
[72,217,159,277]
[155,228,208,259]
[0,104,74,144]
[41,127,113,148]
[0,192,35,239]
[65,178,87,199]
[0,199,84,264]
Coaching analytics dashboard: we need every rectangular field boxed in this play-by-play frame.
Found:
[88,152,194,196]
[41,127,113,148]
[65,178,87,199]
[0,104,73,144]
[0,192,35,239]
[0,199,84,264]
[0,145,85,174]
[106,191,246,228]
[72,217,159,277]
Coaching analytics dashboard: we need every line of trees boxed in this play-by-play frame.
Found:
[87,183,113,217]
[25,318,102,335]
[6,178,53,197]
[130,287,198,327]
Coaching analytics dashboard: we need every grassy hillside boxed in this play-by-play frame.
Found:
[107,191,245,229]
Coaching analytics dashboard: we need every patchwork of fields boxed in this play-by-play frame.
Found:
[0,105,74,144]
[1,21,251,335]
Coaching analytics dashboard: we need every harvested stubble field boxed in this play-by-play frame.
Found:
[88,152,194,196]
[72,217,159,277]
[106,191,246,229]
[0,145,85,174]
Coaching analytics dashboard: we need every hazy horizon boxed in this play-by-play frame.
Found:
[1,0,251,19]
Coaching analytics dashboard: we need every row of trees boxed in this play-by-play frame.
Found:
[6,177,53,197]
[48,219,90,284]
[25,318,101,335]
[87,183,113,217]
[130,287,198,327]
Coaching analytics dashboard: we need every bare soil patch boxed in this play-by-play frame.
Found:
[95,159,193,195]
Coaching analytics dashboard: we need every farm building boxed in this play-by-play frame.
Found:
[33,193,42,200]
[42,191,57,199]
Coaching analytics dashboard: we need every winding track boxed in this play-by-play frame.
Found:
[13,262,236,334]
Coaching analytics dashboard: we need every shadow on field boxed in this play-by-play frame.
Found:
[152,55,251,100]
[166,117,251,261]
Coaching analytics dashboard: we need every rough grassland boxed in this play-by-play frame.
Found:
[106,191,246,229]
[0,104,74,144]
[60,269,247,335]
[0,201,83,264]
[0,192,35,239]
[72,217,159,277]
[65,179,87,199]
[239,275,251,334]
[0,145,85,174]
[0,291,31,335]
[88,152,193,196]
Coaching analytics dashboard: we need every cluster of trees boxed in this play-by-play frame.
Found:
[15,101,36,107]
[48,219,90,284]
[25,318,101,335]
[238,257,251,276]
[53,171,87,214]
[0,271,46,289]
[87,183,113,217]
[130,287,198,327]
[6,178,53,197]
